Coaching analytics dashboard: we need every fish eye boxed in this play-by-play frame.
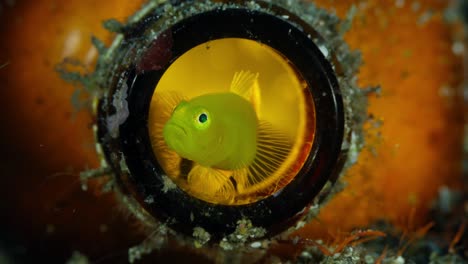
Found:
[197,113,208,124]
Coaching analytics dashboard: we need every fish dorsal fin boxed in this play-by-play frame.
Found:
[230,71,262,114]
[230,71,259,99]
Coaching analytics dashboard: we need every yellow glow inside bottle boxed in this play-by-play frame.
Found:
[148,38,315,205]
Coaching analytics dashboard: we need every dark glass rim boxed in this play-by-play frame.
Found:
[98,4,345,239]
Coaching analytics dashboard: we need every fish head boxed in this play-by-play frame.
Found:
[163,99,221,164]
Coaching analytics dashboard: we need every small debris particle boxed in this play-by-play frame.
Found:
[391,256,405,264]
[295,220,306,229]
[318,44,329,57]
[107,81,129,138]
[193,227,211,248]
[429,252,466,264]
[129,245,153,263]
[292,236,300,245]
[364,255,375,264]
[418,10,434,26]
[439,85,454,99]
[340,5,357,34]
[91,36,107,55]
[101,179,114,193]
[79,167,112,191]
[103,19,124,33]
[220,219,267,250]
[128,225,168,263]
[451,42,464,55]
[433,186,461,214]
[144,195,154,204]
[119,155,130,173]
[250,241,262,248]
[219,238,233,250]
[300,251,312,259]
[161,175,176,193]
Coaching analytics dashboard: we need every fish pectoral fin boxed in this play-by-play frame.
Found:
[230,70,259,100]
[233,121,293,194]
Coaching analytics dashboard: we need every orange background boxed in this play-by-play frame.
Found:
[0,0,463,262]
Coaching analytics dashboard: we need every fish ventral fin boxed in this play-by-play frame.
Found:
[187,164,237,203]
[230,70,260,104]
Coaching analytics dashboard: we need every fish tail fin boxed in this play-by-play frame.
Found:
[230,70,259,100]
[233,121,293,196]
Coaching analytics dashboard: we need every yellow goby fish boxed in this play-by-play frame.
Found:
[160,71,292,203]
[163,72,259,170]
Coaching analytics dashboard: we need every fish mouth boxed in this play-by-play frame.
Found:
[163,123,188,152]
[165,123,187,136]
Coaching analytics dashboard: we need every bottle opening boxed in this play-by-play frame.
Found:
[148,38,315,205]
[99,5,345,237]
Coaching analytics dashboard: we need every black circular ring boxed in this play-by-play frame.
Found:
[100,6,344,239]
